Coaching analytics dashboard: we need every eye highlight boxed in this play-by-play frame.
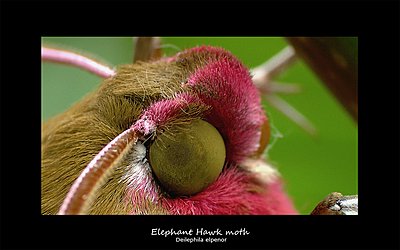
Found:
[149,119,226,197]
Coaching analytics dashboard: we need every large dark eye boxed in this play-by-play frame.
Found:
[149,119,226,196]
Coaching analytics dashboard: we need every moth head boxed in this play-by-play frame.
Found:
[42,45,292,215]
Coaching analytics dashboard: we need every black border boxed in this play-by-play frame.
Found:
[1,0,399,249]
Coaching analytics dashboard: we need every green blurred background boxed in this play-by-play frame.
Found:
[41,37,358,214]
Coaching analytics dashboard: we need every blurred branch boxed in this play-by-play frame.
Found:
[251,46,317,135]
[265,95,317,135]
[266,81,302,94]
[286,37,358,122]
[252,46,297,85]
[133,37,163,63]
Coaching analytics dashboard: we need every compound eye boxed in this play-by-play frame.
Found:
[149,119,226,196]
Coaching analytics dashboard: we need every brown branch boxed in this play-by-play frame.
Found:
[133,37,163,63]
[286,37,358,122]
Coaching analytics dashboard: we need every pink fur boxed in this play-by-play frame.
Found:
[186,55,265,164]
[174,45,234,61]
[161,166,297,215]
[124,161,161,213]
[136,46,265,164]
[132,94,205,134]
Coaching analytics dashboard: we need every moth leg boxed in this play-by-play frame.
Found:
[311,192,358,215]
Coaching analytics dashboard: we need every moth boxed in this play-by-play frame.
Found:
[41,37,357,215]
